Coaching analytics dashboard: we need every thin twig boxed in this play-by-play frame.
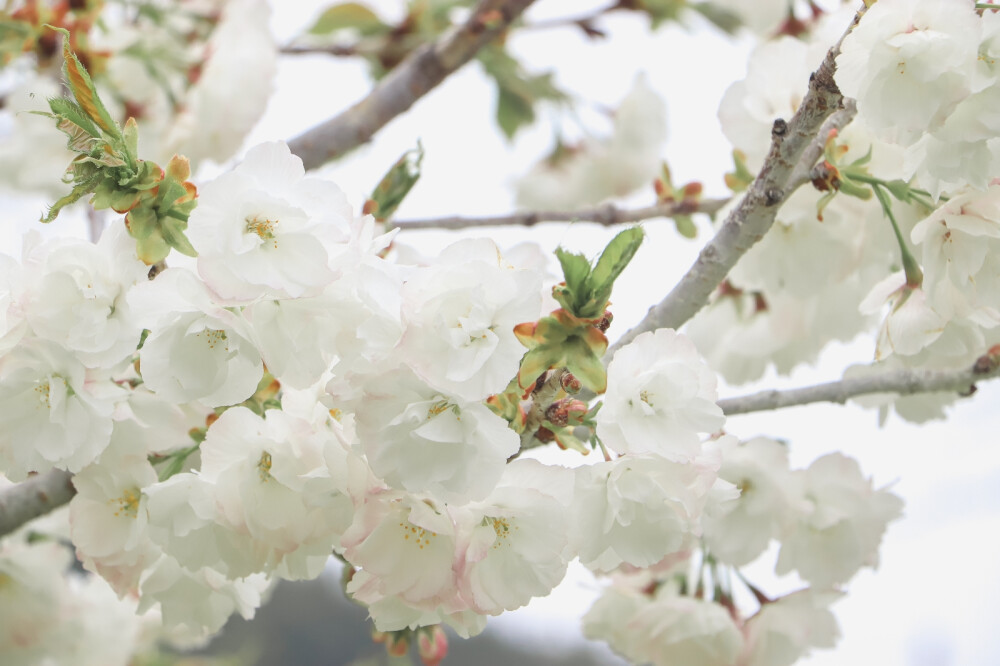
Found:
[391,198,729,231]
[287,0,537,170]
[717,357,1000,416]
[0,470,75,539]
[518,1,620,35]
[605,13,859,357]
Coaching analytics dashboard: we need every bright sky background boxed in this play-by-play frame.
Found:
[4,1,998,664]
[231,1,1000,664]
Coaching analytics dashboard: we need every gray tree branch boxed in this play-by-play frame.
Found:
[0,470,75,539]
[390,197,729,231]
[717,356,1000,416]
[287,0,537,170]
[605,17,859,357]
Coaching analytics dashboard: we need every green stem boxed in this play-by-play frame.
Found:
[872,183,923,287]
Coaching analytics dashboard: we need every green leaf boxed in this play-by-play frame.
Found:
[369,142,423,221]
[635,0,686,28]
[48,25,122,143]
[517,344,562,389]
[555,248,591,294]
[46,97,101,138]
[159,218,197,257]
[689,2,743,34]
[675,216,697,238]
[479,45,565,140]
[589,227,644,299]
[496,85,536,140]
[41,180,97,223]
[565,337,607,394]
[308,2,385,35]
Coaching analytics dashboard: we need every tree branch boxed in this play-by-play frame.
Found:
[390,198,729,231]
[605,17,858,357]
[0,470,75,539]
[717,357,1000,416]
[287,0,537,170]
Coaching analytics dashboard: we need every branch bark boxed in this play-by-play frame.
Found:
[605,17,858,357]
[717,358,1000,416]
[0,470,75,539]
[287,0,537,170]
[391,198,729,231]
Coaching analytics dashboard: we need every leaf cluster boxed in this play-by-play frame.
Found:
[513,227,644,395]
[39,27,198,264]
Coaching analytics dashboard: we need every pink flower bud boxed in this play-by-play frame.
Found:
[417,625,448,666]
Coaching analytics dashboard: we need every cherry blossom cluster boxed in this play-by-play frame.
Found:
[583,440,902,666]
[0,139,902,664]
[693,0,1000,424]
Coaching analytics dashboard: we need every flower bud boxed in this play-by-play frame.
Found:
[417,625,448,666]
[560,372,582,394]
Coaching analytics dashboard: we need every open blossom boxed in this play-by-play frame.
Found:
[584,583,744,666]
[911,183,1000,323]
[136,554,271,636]
[837,0,980,145]
[21,225,147,369]
[186,141,352,302]
[343,493,460,619]
[573,451,731,573]
[741,589,843,666]
[719,37,819,170]
[354,368,518,503]
[598,328,724,460]
[129,268,262,408]
[0,337,120,480]
[397,238,541,402]
[703,437,802,567]
[453,460,575,615]
[776,453,903,587]
[69,421,161,597]
[859,272,947,360]
[147,407,358,580]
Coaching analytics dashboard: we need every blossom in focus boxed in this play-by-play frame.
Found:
[598,328,724,460]
[186,141,352,302]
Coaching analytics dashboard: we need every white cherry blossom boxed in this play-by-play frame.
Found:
[397,238,541,402]
[776,453,903,587]
[0,337,120,480]
[186,141,352,302]
[354,368,519,503]
[130,268,262,408]
[598,328,724,459]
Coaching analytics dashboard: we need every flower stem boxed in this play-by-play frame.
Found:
[872,183,923,287]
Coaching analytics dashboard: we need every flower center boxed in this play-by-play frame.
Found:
[245,215,279,248]
[257,451,273,482]
[198,329,229,351]
[112,487,141,519]
[34,380,51,408]
[399,521,437,550]
[485,516,518,550]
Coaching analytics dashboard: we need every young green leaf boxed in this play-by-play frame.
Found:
[308,2,385,36]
